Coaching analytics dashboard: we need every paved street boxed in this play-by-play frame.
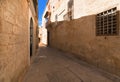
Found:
[23,45,120,82]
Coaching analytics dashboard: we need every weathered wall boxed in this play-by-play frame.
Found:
[48,10,120,77]
[74,0,119,19]
[0,0,30,82]
[48,0,120,22]
[50,0,68,22]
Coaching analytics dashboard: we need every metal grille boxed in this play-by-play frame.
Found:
[96,7,118,36]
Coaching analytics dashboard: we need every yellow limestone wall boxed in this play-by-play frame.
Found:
[0,0,30,82]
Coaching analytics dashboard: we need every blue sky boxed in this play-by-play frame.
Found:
[38,0,48,26]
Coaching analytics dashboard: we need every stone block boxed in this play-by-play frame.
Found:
[0,33,10,45]
[0,20,13,34]
[4,9,15,24]
[13,25,20,35]
[0,0,37,81]
[5,0,18,15]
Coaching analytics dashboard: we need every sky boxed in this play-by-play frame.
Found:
[38,0,48,26]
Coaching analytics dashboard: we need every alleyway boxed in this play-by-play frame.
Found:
[23,45,120,82]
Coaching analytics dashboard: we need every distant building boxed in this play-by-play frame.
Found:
[38,26,42,43]
[38,26,48,45]
[38,26,42,38]
[0,0,38,81]
[43,0,120,77]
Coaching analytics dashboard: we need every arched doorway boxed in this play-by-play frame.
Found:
[30,18,33,57]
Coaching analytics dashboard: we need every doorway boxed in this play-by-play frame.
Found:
[30,18,33,57]
[47,31,50,46]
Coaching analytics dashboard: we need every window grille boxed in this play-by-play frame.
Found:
[96,7,119,36]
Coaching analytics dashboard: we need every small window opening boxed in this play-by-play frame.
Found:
[96,7,119,36]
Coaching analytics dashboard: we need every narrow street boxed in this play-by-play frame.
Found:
[23,45,120,82]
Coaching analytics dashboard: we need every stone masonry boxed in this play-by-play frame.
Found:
[0,0,38,82]
[45,0,120,77]
[47,14,120,77]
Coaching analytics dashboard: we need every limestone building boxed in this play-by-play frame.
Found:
[43,0,120,77]
[0,0,38,82]
[39,26,48,45]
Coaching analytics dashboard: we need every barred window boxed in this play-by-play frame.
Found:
[96,7,119,36]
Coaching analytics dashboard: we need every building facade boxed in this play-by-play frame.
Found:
[43,0,120,77]
[0,0,38,82]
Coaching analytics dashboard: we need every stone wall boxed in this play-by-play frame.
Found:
[74,0,119,19]
[48,11,120,77]
[0,0,30,82]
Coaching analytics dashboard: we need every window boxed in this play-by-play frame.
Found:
[96,7,119,36]
[68,0,73,20]
[64,0,73,21]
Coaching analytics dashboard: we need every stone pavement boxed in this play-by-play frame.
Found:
[23,45,120,82]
